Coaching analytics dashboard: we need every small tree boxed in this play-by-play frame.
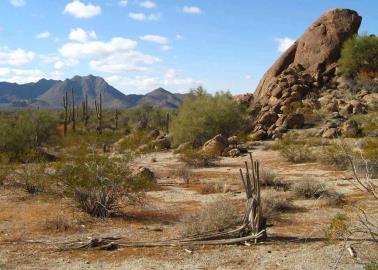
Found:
[338,34,378,79]
[171,87,248,145]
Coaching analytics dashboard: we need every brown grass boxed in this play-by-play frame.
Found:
[179,197,242,236]
[197,181,225,194]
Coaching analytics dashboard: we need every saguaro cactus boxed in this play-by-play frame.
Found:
[82,94,89,127]
[71,88,77,133]
[62,91,69,136]
[166,112,170,134]
[95,93,103,134]
[114,109,120,130]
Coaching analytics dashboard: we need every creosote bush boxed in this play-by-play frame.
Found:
[274,132,316,163]
[0,110,58,162]
[171,87,248,146]
[292,178,325,199]
[198,181,224,194]
[262,191,295,220]
[180,197,242,237]
[338,34,378,79]
[260,170,290,191]
[179,148,219,167]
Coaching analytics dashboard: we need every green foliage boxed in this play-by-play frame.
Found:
[292,178,325,199]
[351,111,378,137]
[171,87,248,145]
[273,132,316,163]
[179,148,219,167]
[325,214,351,244]
[120,129,153,152]
[338,34,378,77]
[0,110,58,162]
[125,104,174,131]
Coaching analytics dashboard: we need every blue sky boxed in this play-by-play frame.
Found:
[0,0,376,94]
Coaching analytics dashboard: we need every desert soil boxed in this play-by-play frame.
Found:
[0,144,377,270]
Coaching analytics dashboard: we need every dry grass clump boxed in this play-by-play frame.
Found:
[260,170,290,191]
[274,132,316,163]
[180,197,242,237]
[179,148,219,167]
[44,214,77,232]
[197,181,224,194]
[292,178,325,199]
[317,143,350,170]
[262,191,296,220]
[74,189,119,218]
[176,165,192,184]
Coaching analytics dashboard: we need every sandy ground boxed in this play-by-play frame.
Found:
[0,145,377,270]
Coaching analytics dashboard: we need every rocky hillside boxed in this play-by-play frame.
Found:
[0,75,185,109]
[247,8,377,140]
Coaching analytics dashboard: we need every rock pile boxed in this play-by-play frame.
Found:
[249,9,365,139]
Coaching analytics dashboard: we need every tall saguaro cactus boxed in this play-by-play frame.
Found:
[115,109,120,130]
[166,112,170,134]
[82,94,89,127]
[95,93,103,134]
[71,88,77,133]
[62,91,69,136]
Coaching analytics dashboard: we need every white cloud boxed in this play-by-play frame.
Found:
[129,12,146,21]
[275,37,295,53]
[54,61,65,69]
[106,69,196,93]
[140,35,168,44]
[118,0,128,7]
[0,47,35,65]
[161,45,171,51]
[129,12,160,21]
[175,34,183,40]
[36,31,50,39]
[90,51,161,73]
[244,74,252,80]
[140,0,156,9]
[182,6,202,15]
[69,28,97,43]
[60,37,137,59]
[49,70,64,80]
[9,0,26,7]
[63,0,101,19]
[0,68,44,83]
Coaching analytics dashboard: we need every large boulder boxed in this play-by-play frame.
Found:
[341,120,360,138]
[282,113,305,129]
[254,9,361,100]
[202,134,229,156]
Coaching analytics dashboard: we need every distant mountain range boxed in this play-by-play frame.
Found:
[0,75,185,109]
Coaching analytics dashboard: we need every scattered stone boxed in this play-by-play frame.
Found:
[202,134,228,156]
[132,167,156,183]
[341,120,360,138]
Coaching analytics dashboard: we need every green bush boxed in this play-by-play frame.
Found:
[171,87,248,145]
[338,34,378,78]
[0,110,58,162]
[179,148,219,167]
[274,132,316,163]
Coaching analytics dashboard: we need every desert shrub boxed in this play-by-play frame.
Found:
[55,153,151,217]
[179,148,219,167]
[125,104,175,131]
[0,110,58,162]
[325,214,351,244]
[44,213,81,232]
[198,182,224,194]
[171,87,248,145]
[292,178,325,199]
[176,165,192,184]
[317,143,350,170]
[17,164,51,194]
[274,132,316,163]
[338,34,378,79]
[180,197,242,236]
[120,130,152,152]
[351,112,378,136]
[262,191,295,220]
[260,170,289,190]
[365,263,378,270]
